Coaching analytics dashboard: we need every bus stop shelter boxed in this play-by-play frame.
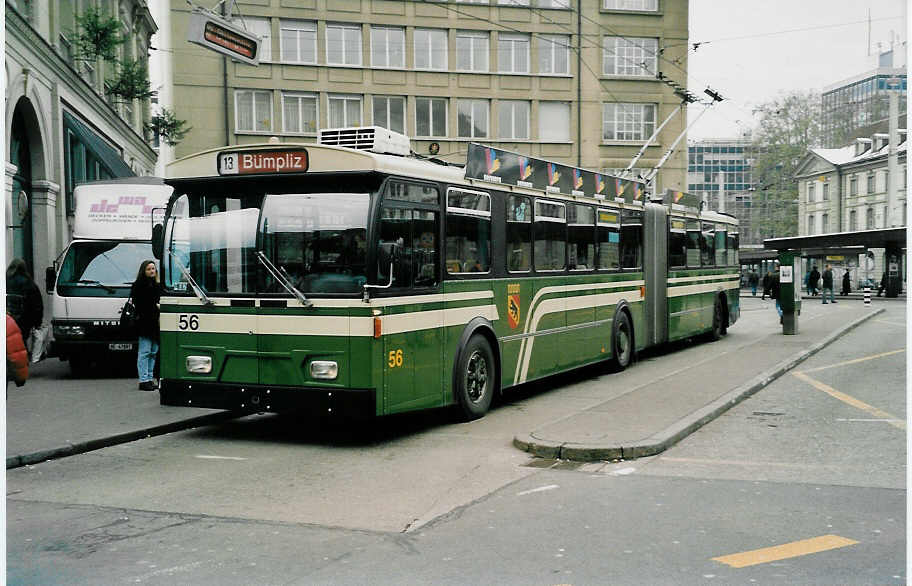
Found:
[764,227,906,297]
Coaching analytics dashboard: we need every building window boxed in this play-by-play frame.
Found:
[538,34,570,75]
[498,33,530,74]
[537,0,571,8]
[416,97,447,137]
[865,207,874,229]
[849,175,857,196]
[282,92,317,134]
[822,182,829,201]
[867,172,875,194]
[245,17,272,62]
[328,94,362,127]
[498,100,530,140]
[326,23,362,66]
[458,99,489,138]
[371,26,405,68]
[807,215,815,235]
[807,182,815,202]
[498,0,531,5]
[372,96,405,134]
[883,170,889,192]
[280,20,317,64]
[821,213,829,233]
[538,101,570,141]
[602,103,655,141]
[603,37,658,76]
[235,90,272,132]
[603,0,658,10]
[414,28,447,70]
[849,209,857,231]
[456,30,489,72]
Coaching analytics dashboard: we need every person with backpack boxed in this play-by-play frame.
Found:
[6,258,44,349]
[131,260,162,391]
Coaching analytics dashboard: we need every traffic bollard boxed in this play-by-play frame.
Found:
[863,287,871,306]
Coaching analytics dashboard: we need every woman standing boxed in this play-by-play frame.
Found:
[131,260,162,391]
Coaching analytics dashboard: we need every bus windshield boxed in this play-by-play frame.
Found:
[164,189,370,296]
[57,241,151,297]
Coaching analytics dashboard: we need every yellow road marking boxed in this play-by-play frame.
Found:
[712,535,859,568]
[801,348,906,374]
[792,371,906,430]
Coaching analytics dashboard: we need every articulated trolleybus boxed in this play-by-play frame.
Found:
[156,127,739,420]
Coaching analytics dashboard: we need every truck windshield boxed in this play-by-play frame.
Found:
[57,241,151,297]
[163,188,371,296]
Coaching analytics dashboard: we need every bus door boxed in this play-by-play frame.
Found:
[642,204,668,346]
[377,182,442,413]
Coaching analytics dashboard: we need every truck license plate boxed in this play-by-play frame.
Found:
[109,343,133,351]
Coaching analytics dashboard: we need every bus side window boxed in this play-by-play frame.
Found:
[727,231,739,266]
[596,209,619,271]
[715,225,727,266]
[534,200,566,271]
[506,195,532,272]
[620,209,643,270]
[701,221,715,267]
[378,207,440,288]
[446,189,491,275]
[668,218,687,268]
[685,219,700,267]
[568,204,595,271]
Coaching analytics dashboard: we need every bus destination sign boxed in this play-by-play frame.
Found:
[218,150,309,175]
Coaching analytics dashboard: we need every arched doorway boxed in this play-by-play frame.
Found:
[9,102,33,274]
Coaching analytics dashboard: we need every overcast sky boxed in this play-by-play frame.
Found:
[686,0,908,140]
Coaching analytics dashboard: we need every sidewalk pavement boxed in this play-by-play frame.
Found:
[7,298,886,469]
[514,299,886,461]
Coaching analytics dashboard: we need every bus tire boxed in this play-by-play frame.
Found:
[455,335,495,421]
[611,311,633,371]
[709,295,727,341]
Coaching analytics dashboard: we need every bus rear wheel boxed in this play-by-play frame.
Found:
[709,296,727,341]
[611,311,633,371]
[455,335,495,421]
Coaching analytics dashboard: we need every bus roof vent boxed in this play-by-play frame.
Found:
[319,126,411,156]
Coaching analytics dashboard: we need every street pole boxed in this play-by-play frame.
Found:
[886,77,900,228]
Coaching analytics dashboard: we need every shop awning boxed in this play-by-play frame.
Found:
[63,111,135,178]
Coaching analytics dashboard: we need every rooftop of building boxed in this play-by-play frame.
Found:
[810,130,907,166]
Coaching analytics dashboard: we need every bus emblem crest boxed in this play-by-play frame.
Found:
[507,294,521,329]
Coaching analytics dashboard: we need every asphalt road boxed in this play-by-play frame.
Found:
[7,300,905,585]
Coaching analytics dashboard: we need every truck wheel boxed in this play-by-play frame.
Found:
[455,335,495,421]
[611,311,633,371]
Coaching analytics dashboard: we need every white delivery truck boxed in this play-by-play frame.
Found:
[46,177,173,375]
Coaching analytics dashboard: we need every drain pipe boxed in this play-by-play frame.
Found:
[222,3,230,145]
[576,1,582,167]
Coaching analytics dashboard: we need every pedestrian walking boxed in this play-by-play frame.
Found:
[770,266,782,323]
[807,265,821,296]
[821,264,836,304]
[131,260,162,391]
[6,314,29,389]
[6,258,44,349]
[761,270,772,300]
[841,270,851,296]
[748,270,759,296]
[876,270,888,297]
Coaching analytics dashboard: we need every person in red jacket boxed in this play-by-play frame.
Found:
[7,314,29,387]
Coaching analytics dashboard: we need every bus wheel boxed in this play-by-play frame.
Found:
[710,296,727,341]
[611,311,633,371]
[455,335,495,421]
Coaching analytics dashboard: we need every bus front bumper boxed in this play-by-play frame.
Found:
[159,379,376,418]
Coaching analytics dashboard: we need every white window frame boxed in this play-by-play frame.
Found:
[603,0,658,11]
[498,100,530,140]
[456,30,489,73]
[415,97,448,138]
[537,0,571,7]
[457,99,489,139]
[326,23,362,66]
[280,19,317,64]
[538,34,570,75]
[497,0,530,5]
[244,17,272,62]
[372,95,406,134]
[370,25,405,69]
[538,101,571,142]
[328,94,363,128]
[498,33,530,74]
[281,92,318,134]
[414,28,447,71]
[235,89,273,133]
[807,182,815,202]
[601,103,656,141]
[603,36,658,77]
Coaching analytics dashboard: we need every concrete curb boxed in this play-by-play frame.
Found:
[514,307,886,462]
[6,411,240,469]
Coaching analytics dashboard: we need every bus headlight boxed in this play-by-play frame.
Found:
[310,360,338,380]
[186,356,212,374]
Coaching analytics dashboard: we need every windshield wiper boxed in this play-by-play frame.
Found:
[167,250,213,306]
[255,252,312,307]
[75,279,116,293]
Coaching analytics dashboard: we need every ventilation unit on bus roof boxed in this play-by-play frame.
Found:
[319,126,411,156]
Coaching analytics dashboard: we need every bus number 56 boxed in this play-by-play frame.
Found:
[178,314,200,331]
[388,349,403,368]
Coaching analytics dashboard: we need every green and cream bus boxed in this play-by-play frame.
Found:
[156,128,739,420]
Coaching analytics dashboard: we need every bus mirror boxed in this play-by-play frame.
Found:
[45,266,55,293]
[151,224,164,260]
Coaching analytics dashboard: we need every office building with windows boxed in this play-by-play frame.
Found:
[160,0,690,191]
[686,138,758,243]
[5,1,158,295]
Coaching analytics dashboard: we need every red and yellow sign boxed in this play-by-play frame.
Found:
[507,283,521,329]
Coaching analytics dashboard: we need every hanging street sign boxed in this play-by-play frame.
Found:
[187,9,260,66]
